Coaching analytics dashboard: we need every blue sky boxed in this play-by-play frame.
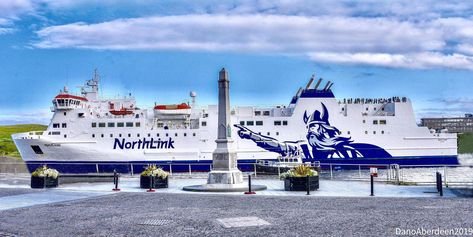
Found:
[1,0,473,124]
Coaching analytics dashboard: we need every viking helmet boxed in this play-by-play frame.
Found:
[303,103,329,125]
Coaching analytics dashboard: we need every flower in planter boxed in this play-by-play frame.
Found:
[280,164,318,180]
[31,165,59,179]
[141,164,169,179]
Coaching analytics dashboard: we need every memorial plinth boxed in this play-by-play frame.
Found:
[183,68,266,192]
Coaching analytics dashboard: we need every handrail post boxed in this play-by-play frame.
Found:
[96,164,99,173]
[130,164,134,176]
[189,164,192,176]
[253,163,257,177]
[169,164,172,176]
[444,166,448,187]
[330,164,333,180]
[358,165,361,178]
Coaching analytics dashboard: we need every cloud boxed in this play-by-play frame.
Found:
[0,0,34,34]
[0,109,50,125]
[33,14,473,70]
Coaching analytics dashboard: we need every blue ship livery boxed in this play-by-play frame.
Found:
[234,103,391,159]
[113,138,175,150]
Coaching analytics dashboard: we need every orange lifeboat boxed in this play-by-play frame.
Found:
[109,107,134,116]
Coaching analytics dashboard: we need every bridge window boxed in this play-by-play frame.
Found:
[53,123,60,128]
[126,122,133,127]
[247,121,254,126]
[108,122,115,127]
[117,122,124,127]
[256,121,263,126]
[274,121,281,126]
[380,120,387,125]
[62,123,67,128]
[31,145,43,154]
[99,122,106,128]
[240,121,245,126]
[282,121,288,126]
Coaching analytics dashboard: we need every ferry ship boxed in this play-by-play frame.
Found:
[12,69,458,173]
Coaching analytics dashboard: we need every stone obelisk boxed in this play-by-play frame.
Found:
[183,68,266,192]
[206,68,244,185]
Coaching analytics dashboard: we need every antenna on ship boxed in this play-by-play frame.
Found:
[313,78,322,90]
[305,75,315,89]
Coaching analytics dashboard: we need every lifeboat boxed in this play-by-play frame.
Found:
[154,103,191,117]
[110,108,134,116]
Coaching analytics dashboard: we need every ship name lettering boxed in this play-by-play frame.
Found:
[113,138,175,150]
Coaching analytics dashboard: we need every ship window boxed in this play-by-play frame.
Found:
[117,122,124,127]
[202,121,207,126]
[137,134,140,137]
[256,121,263,126]
[135,122,140,127]
[363,120,366,123]
[203,113,209,118]
[380,120,387,125]
[342,108,345,111]
[53,123,60,128]
[373,131,376,134]
[99,123,106,128]
[347,131,350,135]
[247,121,254,126]
[31,145,43,154]
[62,123,67,128]
[365,131,368,134]
[92,122,97,128]
[51,131,60,135]
[267,132,270,136]
[58,99,64,106]
[92,134,95,138]
[276,132,279,136]
[108,122,115,127]
[64,134,67,138]
[240,121,245,126]
[110,134,113,137]
[126,122,133,127]
[148,133,151,137]
[184,133,187,137]
[255,111,261,116]
[274,121,281,126]
[263,111,270,116]
[373,120,378,125]
[119,134,122,137]
[101,134,104,138]
[135,114,139,119]
[282,121,288,126]
[65,100,68,106]
[193,133,196,137]
[175,133,178,137]
[78,113,84,118]
[381,131,385,134]
[166,133,169,137]
[157,133,160,137]
[366,107,369,111]
[63,112,67,116]
[128,133,131,137]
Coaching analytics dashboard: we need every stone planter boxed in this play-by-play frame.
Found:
[140,175,168,189]
[284,176,319,191]
[31,176,59,189]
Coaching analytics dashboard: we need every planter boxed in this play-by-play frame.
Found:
[31,176,59,189]
[140,175,168,189]
[284,176,319,191]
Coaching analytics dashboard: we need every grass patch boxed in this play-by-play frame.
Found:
[458,132,473,154]
[0,124,47,159]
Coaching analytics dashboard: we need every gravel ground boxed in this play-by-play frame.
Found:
[0,192,472,237]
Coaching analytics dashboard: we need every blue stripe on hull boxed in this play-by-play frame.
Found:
[25,155,458,173]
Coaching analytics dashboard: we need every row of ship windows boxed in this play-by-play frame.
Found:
[363,120,387,125]
[92,132,196,138]
[341,131,385,135]
[238,120,288,126]
[91,122,141,128]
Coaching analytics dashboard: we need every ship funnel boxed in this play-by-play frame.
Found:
[323,80,331,91]
[305,75,315,89]
[326,82,334,91]
[313,78,322,90]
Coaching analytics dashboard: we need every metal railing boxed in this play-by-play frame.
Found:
[0,161,472,186]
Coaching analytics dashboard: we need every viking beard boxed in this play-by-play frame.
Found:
[307,124,352,151]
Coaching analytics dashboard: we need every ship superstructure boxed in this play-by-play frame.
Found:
[12,71,458,173]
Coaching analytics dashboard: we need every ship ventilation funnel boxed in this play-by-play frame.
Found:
[313,78,322,90]
[305,76,315,89]
[323,80,331,91]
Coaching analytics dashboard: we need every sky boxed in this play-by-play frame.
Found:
[0,0,473,125]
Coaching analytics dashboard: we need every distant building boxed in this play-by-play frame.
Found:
[421,114,473,133]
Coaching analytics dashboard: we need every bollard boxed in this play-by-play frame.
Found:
[244,174,256,195]
[370,174,374,196]
[436,172,443,197]
[112,169,121,191]
[306,175,310,195]
[147,175,155,192]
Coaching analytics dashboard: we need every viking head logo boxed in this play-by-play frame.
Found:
[303,103,351,151]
